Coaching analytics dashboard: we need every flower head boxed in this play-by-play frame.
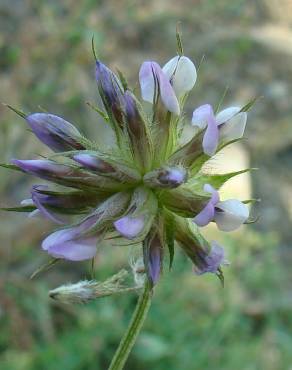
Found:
[3,42,253,286]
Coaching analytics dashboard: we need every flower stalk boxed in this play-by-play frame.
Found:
[108,281,152,370]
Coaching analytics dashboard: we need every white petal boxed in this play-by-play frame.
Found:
[219,112,247,142]
[214,199,249,232]
[163,56,197,97]
[21,198,34,206]
[216,107,241,125]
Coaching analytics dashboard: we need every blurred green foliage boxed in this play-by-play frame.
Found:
[1,1,292,370]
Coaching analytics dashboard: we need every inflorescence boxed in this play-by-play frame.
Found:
[2,40,254,286]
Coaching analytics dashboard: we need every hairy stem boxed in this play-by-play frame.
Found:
[108,281,152,370]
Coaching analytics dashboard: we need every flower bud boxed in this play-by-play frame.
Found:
[11,159,72,179]
[143,166,187,189]
[96,61,125,127]
[30,185,107,224]
[11,159,123,191]
[143,227,163,285]
[49,270,139,304]
[174,216,226,275]
[72,151,141,184]
[124,91,152,169]
[73,153,115,172]
[26,113,85,152]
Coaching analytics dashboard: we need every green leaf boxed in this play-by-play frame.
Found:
[242,198,261,205]
[2,103,27,118]
[30,258,60,279]
[116,69,129,91]
[239,96,262,113]
[176,22,184,56]
[189,168,256,191]
[86,101,109,121]
[216,268,225,287]
[0,205,36,212]
[215,86,229,114]
[164,212,175,270]
[0,163,22,172]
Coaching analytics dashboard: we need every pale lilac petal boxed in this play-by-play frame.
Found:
[202,106,219,156]
[31,189,65,224]
[163,56,197,97]
[46,239,97,261]
[139,61,180,115]
[195,241,225,275]
[162,167,186,186]
[42,225,98,261]
[203,184,220,204]
[214,199,249,232]
[191,104,211,129]
[114,215,145,239]
[219,112,247,142]
[193,202,215,227]
[139,61,155,103]
[194,184,220,227]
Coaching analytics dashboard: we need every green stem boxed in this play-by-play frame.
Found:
[108,281,152,370]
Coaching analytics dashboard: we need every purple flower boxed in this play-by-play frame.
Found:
[194,241,226,275]
[42,192,130,261]
[174,215,227,276]
[42,215,100,261]
[26,113,85,152]
[193,184,249,231]
[192,105,247,153]
[139,61,180,115]
[191,104,219,156]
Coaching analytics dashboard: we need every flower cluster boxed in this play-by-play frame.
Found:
[3,47,252,285]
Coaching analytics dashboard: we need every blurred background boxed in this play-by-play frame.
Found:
[0,1,292,369]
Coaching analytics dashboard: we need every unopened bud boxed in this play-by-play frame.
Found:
[26,113,85,152]
[49,269,140,304]
[143,166,187,189]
